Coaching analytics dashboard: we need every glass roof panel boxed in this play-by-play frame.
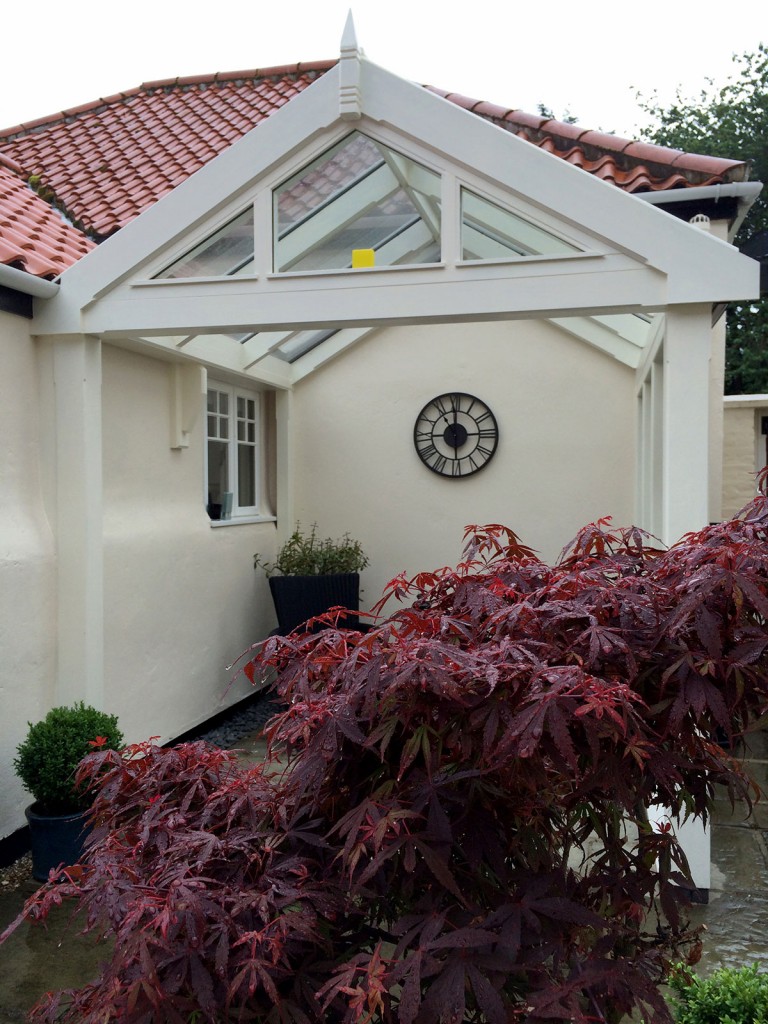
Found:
[273,330,339,362]
[156,208,255,279]
[273,132,441,272]
[461,189,580,260]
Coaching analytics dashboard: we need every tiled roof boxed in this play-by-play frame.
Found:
[426,89,749,193]
[0,63,334,244]
[0,61,751,280]
[0,152,95,278]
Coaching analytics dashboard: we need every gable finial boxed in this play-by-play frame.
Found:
[339,10,362,120]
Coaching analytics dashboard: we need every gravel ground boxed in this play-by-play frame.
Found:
[184,687,282,748]
[0,853,32,892]
[0,688,281,893]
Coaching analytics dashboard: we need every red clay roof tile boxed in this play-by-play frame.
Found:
[0,161,94,277]
[0,60,751,279]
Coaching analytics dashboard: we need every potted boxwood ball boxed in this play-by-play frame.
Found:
[14,702,124,881]
[255,523,369,634]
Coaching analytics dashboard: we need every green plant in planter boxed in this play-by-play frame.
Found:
[14,702,124,814]
[254,522,369,577]
[668,963,768,1023]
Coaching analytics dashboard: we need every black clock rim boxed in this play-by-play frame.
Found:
[413,392,498,477]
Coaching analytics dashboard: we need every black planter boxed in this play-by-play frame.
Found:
[25,802,90,882]
[269,573,361,634]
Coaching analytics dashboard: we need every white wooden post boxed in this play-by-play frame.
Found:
[52,335,104,708]
[661,305,711,545]
[659,303,713,893]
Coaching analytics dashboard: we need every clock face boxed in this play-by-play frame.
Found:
[414,392,499,477]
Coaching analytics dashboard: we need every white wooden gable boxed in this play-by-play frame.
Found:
[34,22,757,388]
[32,19,760,552]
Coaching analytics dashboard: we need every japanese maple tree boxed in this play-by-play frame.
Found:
[5,492,768,1023]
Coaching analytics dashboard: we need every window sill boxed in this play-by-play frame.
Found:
[209,514,277,528]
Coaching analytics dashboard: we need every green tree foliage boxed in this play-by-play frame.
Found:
[639,45,768,394]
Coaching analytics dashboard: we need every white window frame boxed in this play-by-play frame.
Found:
[205,381,261,521]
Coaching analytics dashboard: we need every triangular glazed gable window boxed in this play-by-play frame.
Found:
[156,209,255,279]
[273,132,441,272]
[461,188,580,260]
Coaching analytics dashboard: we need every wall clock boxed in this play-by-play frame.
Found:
[414,392,499,477]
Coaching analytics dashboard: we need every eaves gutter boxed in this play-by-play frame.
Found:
[0,262,59,298]
[637,181,763,241]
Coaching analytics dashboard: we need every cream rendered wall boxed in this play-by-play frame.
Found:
[722,396,768,519]
[100,345,278,745]
[0,311,56,841]
[292,319,635,612]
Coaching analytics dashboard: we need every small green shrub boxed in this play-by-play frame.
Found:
[669,964,768,1023]
[13,702,123,814]
[254,522,369,576]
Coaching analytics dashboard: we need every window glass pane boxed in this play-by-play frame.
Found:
[207,439,229,518]
[273,329,339,363]
[156,208,255,279]
[207,383,260,518]
[461,188,580,260]
[274,132,441,272]
[238,444,256,507]
[207,389,230,440]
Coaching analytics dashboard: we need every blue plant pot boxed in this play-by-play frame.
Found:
[25,803,90,882]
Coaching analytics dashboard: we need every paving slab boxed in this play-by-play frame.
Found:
[0,883,111,1022]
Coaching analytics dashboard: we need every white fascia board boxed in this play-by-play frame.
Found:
[33,65,345,337]
[87,258,667,337]
[358,60,760,302]
[549,316,647,368]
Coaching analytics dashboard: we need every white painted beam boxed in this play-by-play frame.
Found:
[85,256,666,338]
